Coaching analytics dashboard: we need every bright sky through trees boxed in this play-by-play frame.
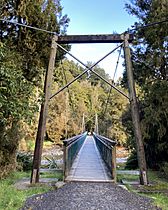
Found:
[61,0,137,80]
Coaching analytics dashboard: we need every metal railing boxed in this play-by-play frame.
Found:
[93,133,116,180]
[63,132,87,179]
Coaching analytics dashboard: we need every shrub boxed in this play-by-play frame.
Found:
[45,156,59,169]
[125,150,138,170]
[16,152,33,171]
[161,162,168,177]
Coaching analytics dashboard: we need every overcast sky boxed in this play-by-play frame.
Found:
[61,0,137,80]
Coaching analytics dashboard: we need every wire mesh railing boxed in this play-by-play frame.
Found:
[93,133,116,180]
[63,132,87,179]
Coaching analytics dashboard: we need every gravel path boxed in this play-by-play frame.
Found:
[22,182,159,210]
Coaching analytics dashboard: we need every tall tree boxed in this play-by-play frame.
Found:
[123,0,168,169]
[47,59,128,145]
[0,0,69,177]
[0,43,38,178]
[0,0,70,81]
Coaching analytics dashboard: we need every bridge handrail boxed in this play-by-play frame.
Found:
[93,133,116,149]
[93,133,116,180]
[63,133,86,147]
[63,132,87,179]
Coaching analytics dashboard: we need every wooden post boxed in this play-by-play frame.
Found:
[31,35,58,183]
[63,144,68,181]
[123,34,148,185]
[65,92,68,139]
[112,146,116,183]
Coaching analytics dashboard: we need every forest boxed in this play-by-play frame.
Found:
[0,0,168,180]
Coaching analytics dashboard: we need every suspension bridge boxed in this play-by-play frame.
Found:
[34,34,130,184]
[1,15,168,209]
[63,132,116,182]
[31,33,147,185]
[0,19,152,185]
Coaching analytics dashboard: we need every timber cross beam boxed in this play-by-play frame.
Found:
[57,34,134,44]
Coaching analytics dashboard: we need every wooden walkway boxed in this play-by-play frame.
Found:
[66,136,112,182]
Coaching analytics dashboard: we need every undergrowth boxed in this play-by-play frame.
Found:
[121,170,168,210]
[0,171,54,210]
[116,160,168,210]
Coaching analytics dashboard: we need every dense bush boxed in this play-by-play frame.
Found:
[122,0,168,172]
[16,152,33,171]
[125,150,138,170]
[161,162,168,177]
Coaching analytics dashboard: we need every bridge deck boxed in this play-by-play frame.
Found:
[66,135,112,182]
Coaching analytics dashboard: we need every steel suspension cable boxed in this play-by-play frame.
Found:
[129,18,168,32]
[50,43,129,100]
[1,18,168,36]
[102,46,122,118]
[0,18,56,34]
[112,46,122,82]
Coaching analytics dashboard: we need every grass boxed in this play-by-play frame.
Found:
[0,171,62,210]
[117,173,139,182]
[139,192,168,210]
[1,165,167,210]
[116,162,126,170]
[147,193,168,210]
[40,171,63,180]
[118,169,168,210]
[142,170,168,210]
[116,162,139,182]
[116,160,168,210]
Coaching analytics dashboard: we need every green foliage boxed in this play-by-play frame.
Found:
[141,170,168,209]
[100,86,128,145]
[0,0,70,82]
[40,171,63,180]
[0,0,69,177]
[141,80,168,169]
[16,152,33,171]
[0,0,129,177]
[122,0,168,170]
[0,44,37,123]
[45,156,59,169]
[48,59,129,144]
[26,139,35,151]
[125,170,168,210]
[87,62,110,89]
[150,193,168,210]
[0,171,51,210]
[125,150,138,170]
[117,173,139,183]
[161,162,168,177]
[0,43,38,178]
